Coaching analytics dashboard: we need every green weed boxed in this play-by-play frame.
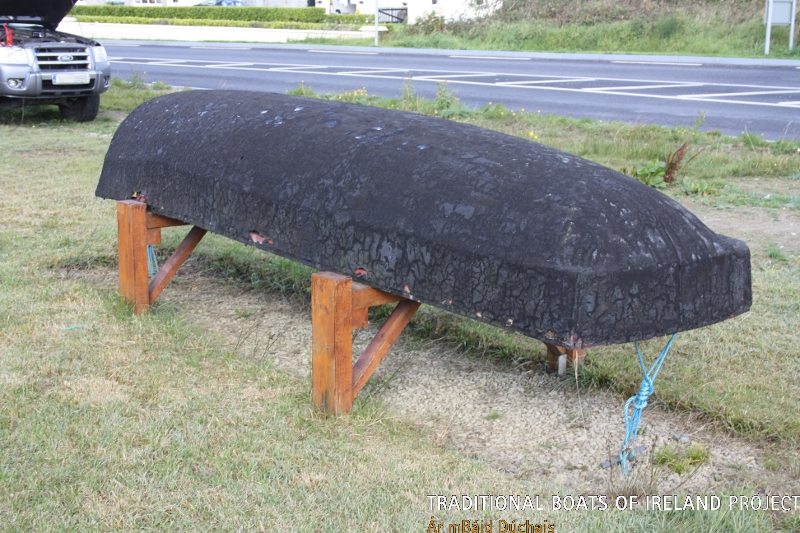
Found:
[680,178,721,197]
[654,15,682,40]
[766,243,789,263]
[653,443,710,475]
[633,160,667,188]
[285,82,317,98]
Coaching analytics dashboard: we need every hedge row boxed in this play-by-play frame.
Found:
[325,14,373,24]
[71,6,329,23]
[70,6,374,24]
[74,15,366,30]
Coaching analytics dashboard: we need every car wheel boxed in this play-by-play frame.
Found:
[59,94,100,122]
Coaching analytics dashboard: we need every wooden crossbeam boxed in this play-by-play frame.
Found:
[117,200,202,314]
[311,272,419,415]
[146,212,188,229]
[351,281,404,330]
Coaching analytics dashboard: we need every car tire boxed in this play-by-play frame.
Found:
[59,94,100,122]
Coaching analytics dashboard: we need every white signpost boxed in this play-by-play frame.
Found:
[764,0,797,54]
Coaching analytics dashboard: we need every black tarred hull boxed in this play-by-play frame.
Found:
[96,90,751,349]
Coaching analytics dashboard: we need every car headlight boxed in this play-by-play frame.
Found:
[92,45,108,64]
[0,46,30,65]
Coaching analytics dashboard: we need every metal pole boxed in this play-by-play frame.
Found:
[766,0,773,54]
[374,0,379,46]
[790,0,796,50]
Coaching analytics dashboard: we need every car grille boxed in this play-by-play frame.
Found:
[41,79,96,96]
[35,46,91,71]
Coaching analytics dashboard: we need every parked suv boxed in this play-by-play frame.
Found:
[0,0,111,122]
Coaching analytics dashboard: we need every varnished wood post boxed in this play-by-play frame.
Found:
[311,272,354,414]
[545,343,561,373]
[117,200,150,314]
[545,342,585,373]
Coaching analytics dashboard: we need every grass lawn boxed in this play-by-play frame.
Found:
[0,79,797,531]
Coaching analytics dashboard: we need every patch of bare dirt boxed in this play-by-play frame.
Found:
[677,197,800,257]
[100,110,128,123]
[56,377,131,405]
[145,273,799,496]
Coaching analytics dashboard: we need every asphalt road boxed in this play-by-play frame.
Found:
[105,42,800,140]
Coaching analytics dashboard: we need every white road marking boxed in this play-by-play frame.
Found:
[496,78,596,85]
[113,56,797,88]
[585,83,704,91]
[309,50,378,55]
[337,69,410,75]
[108,44,140,47]
[450,55,531,61]
[212,63,255,68]
[612,61,703,66]
[266,65,329,70]
[413,73,495,80]
[681,89,800,99]
[144,60,187,65]
[191,46,252,50]
[110,56,800,109]
[778,101,800,106]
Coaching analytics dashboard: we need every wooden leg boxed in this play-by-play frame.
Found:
[567,349,586,366]
[545,342,586,372]
[544,342,563,372]
[311,272,354,414]
[117,200,150,315]
[311,273,418,415]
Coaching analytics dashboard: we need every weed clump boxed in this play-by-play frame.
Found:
[654,15,681,40]
[653,443,710,475]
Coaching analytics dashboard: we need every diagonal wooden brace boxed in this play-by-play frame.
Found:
[117,200,205,314]
[311,272,420,414]
[148,226,207,305]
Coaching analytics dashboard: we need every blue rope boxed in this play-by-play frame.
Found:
[619,333,677,475]
[147,244,159,277]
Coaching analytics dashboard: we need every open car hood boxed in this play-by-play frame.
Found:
[0,0,77,30]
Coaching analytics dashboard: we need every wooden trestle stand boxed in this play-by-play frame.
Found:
[117,199,582,415]
[311,272,420,414]
[117,200,206,314]
[116,200,422,415]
